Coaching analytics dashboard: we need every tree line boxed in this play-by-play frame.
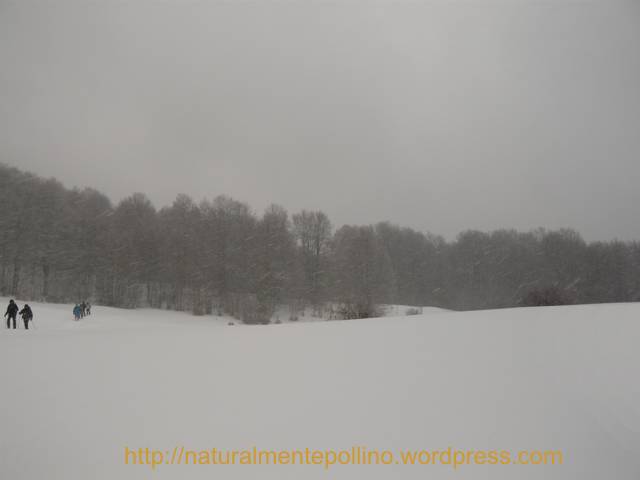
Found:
[1,163,639,322]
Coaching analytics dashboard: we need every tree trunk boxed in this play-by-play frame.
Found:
[42,263,50,301]
[11,258,20,296]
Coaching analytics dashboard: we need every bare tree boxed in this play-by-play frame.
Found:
[292,210,332,309]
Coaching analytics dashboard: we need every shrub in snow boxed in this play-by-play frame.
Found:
[222,293,267,324]
[335,302,383,320]
[522,286,576,307]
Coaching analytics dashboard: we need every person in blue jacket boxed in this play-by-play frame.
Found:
[73,304,82,321]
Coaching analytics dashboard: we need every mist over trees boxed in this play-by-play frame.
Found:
[1,163,639,322]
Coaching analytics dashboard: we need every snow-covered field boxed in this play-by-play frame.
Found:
[1,298,639,479]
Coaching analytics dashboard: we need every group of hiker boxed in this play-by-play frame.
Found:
[4,299,33,330]
[73,301,91,321]
[4,299,94,329]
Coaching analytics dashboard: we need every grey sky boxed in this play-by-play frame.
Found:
[1,1,638,241]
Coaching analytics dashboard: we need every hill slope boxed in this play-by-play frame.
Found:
[0,299,638,479]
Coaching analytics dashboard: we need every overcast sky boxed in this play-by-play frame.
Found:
[1,1,638,241]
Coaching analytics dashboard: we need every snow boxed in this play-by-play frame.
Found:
[1,298,639,479]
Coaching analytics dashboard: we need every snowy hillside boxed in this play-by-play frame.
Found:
[1,299,639,479]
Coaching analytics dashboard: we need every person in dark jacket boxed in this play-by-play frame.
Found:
[19,304,33,330]
[73,304,82,321]
[5,299,18,329]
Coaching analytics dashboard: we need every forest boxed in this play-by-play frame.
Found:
[1,163,639,323]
